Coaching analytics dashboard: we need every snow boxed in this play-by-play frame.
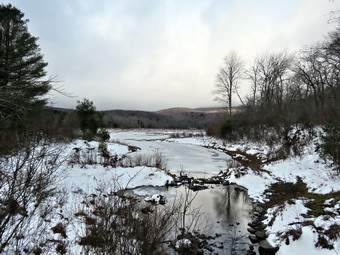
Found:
[275,227,340,255]
[63,165,172,191]
[2,128,339,254]
[265,153,338,194]
[175,239,192,249]
[145,194,164,203]
[166,137,206,146]
[264,200,309,237]
[228,171,272,202]
[246,149,260,155]
[264,200,340,254]
[314,215,337,229]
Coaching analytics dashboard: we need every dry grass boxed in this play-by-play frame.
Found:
[120,149,168,170]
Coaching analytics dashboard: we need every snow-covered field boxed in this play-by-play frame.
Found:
[1,128,339,254]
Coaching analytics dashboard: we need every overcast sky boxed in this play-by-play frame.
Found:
[4,0,340,110]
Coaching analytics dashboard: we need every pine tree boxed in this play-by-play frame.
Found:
[0,4,51,134]
[76,99,100,141]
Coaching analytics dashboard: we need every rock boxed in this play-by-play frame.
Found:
[249,234,259,244]
[252,222,267,231]
[188,185,208,191]
[248,222,257,228]
[195,249,204,255]
[205,178,220,184]
[203,244,214,252]
[223,180,230,185]
[247,227,257,234]
[169,181,177,186]
[254,212,261,217]
[259,223,267,229]
[259,240,279,255]
[255,231,267,240]
[261,215,268,221]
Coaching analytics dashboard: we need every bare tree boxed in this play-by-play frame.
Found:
[245,57,262,111]
[214,51,244,116]
[295,29,339,113]
[246,51,294,114]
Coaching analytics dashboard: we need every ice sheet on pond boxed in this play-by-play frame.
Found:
[110,130,231,177]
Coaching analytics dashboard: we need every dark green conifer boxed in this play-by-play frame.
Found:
[0,4,51,133]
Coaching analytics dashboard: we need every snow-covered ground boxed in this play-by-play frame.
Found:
[62,137,173,190]
[1,128,339,254]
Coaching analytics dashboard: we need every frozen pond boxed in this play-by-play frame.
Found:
[110,130,232,178]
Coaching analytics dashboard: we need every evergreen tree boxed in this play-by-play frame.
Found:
[0,4,51,135]
[76,99,100,141]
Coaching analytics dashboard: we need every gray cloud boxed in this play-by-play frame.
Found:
[4,0,340,110]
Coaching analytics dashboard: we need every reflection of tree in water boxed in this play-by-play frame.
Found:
[212,186,253,254]
[212,186,252,230]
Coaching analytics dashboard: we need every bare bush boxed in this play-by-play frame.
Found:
[69,144,167,170]
[69,145,122,168]
[0,140,66,253]
[179,186,202,235]
[75,183,181,254]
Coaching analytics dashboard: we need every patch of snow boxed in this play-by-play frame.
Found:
[314,215,340,231]
[63,165,172,191]
[245,149,260,155]
[324,198,335,205]
[228,171,272,202]
[175,239,192,249]
[265,152,339,194]
[145,194,164,204]
[264,200,309,238]
[264,199,340,254]
[167,137,205,146]
[274,226,340,255]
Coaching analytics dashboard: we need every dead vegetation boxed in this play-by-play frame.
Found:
[72,183,207,254]
[0,140,66,254]
[69,143,168,171]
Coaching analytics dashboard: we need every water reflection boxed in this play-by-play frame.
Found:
[132,184,253,254]
[132,185,252,234]
[212,185,253,232]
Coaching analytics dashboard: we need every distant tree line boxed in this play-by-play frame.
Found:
[101,109,225,129]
